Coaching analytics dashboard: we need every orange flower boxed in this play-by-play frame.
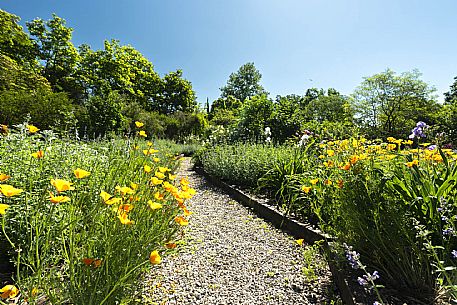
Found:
[337,179,344,189]
[301,186,312,194]
[0,284,19,299]
[49,192,71,204]
[51,179,74,193]
[0,173,10,182]
[340,163,351,170]
[165,242,177,249]
[180,177,189,186]
[74,168,90,179]
[183,207,193,216]
[118,204,134,213]
[117,212,134,225]
[82,258,102,268]
[149,250,161,264]
[175,216,189,226]
[31,150,44,159]
[324,179,332,186]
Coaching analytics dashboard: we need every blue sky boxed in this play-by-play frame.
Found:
[2,0,456,103]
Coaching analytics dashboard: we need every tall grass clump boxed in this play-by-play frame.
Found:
[0,122,195,304]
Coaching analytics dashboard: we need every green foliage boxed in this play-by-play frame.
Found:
[0,89,74,132]
[27,14,81,98]
[220,62,268,102]
[0,126,187,304]
[155,70,197,114]
[0,10,36,66]
[235,94,274,142]
[352,69,440,139]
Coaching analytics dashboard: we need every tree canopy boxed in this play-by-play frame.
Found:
[220,62,267,102]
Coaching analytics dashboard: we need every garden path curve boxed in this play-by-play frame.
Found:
[140,158,333,305]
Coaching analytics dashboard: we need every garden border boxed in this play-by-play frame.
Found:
[193,165,357,305]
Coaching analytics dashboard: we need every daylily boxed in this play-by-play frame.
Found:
[309,178,319,185]
[74,168,91,179]
[0,184,23,197]
[405,160,419,168]
[51,179,74,193]
[149,250,161,264]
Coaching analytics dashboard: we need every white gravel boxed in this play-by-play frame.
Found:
[139,158,335,304]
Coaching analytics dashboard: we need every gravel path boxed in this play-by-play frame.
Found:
[140,158,335,305]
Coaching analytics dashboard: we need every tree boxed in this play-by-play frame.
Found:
[0,10,36,66]
[445,76,457,104]
[352,69,439,138]
[156,70,197,114]
[235,95,274,141]
[0,54,50,92]
[27,14,81,98]
[220,62,267,102]
[305,89,353,123]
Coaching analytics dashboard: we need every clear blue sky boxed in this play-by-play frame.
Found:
[2,0,456,103]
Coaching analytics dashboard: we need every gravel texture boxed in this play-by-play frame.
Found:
[139,158,335,305]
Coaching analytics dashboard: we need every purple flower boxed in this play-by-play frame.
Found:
[374,302,381,305]
[452,250,457,259]
[358,277,368,286]
[427,145,437,150]
[409,121,428,139]
[443,228,454,235]
[343,243,360,269]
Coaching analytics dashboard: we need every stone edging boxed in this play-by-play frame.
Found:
[193,166,357,305]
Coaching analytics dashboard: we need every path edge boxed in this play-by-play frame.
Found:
[193,165,357,305]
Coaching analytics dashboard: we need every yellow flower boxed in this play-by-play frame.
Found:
[117,203,134,213]
[324,179,332,186]
[183,207,193,216]
[148,200,162,210]
[147,141,153,146]
[387,137,396,143]
[49,192,71,204]
[309,178,319,185]
[175,216,189,226]
[31,287,38,296]
[0,173,10,182]
[405,160,419,168]
[403,140,413,145]
[144,165,152,173]
[51,179,74,193]
[180,177,189,186]
[326,149,335,157]
[0,204,10,215]
[143,148,159,156]
[158,167,169,173]
[31,150,44,159]
[135,121,144,128]
[0,124,8,135]
[387,143,397,151]
[138,130,147,137]
[100,191,122,205]
[155,172,165,179]
[115,186,135,195]
[150,177,163,185]
[295,239,304,246]
[153,157,160,163]
[0,184,23,197]
[323,160,334,167]
[0,284,19,299]
[149,250,161,264]
[301,186,312,194]
[117,212,134,225]
[154,192,164,201]
[27,125,39,133]
[74,168,90,179]
[168,174,177,180]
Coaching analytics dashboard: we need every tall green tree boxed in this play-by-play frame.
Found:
[442,76,457,144]
[27,14,81,97]
[445,76,457,104]
[220,62,268,102]
[155,70,197,114]
[0,10,36,66]
[352,69,439,138]
[235,95,274,141]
